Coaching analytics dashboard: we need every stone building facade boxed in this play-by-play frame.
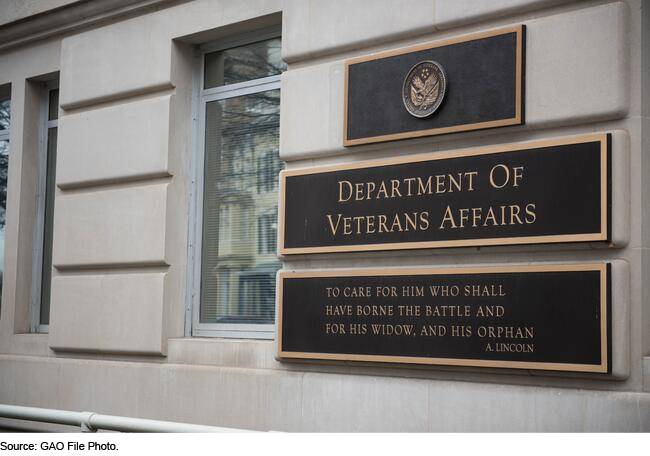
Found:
[0,0,649,431]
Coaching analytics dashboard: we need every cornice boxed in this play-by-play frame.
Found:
[0,0,182,53]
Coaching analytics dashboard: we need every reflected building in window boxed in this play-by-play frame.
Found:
[200,38,285,328]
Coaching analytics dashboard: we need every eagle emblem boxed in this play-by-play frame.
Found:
[402,61,446,118]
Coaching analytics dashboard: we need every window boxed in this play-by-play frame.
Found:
[31,80,58,332]
[0,85,11,315]
[257,210,277,255]
[191,30,286,338]
[257,152,281,193]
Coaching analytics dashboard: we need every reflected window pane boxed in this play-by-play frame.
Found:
[39,127,57,325]
[0,139,8,310]
[48,89,59,121]
[204,38,286,88]
[200,89,282,324]
[0,99,9,131]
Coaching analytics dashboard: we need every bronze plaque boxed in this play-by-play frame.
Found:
[344,25,525,146]
[279,134,611,255]
[278,264,611,373]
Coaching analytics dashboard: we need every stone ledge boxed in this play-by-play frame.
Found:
[0,354,647,431]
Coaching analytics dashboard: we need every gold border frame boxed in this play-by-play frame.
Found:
[343,25,524,146]
[277,263,609,373]
[279,133,609,255]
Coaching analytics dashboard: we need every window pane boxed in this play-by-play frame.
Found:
[0,139,8,310]
[48,89,59,121]
[200,89,282,325]
[204,38,286,89]
[0,98,9,131]
[40,127,57,325]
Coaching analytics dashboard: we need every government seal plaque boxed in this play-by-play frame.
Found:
[344,25,525,146]
[402,61,447,118]
[277,264,611,373]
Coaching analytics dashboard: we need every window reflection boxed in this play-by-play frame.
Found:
[0,94,9,312]
[200,89,282,324]
[204,38,286,88]
[0,139,8,309]
[0,99,9,131]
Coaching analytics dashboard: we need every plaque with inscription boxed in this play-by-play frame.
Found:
[344,25,525,146]
[279,134,611,255]
[278,264,611,373]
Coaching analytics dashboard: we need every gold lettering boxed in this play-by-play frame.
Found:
[367,215,376,233]
[377,181,389,199]
[327,214,342,235]
[513,166,524,187]
[366,181,376,199]
[353,216,364,234]
[489,164,509,188]
[525,203,537,224]
[343,217,352,235]
[404,177,416,196]
[390,179,402,198]
[436,174,446,193]
[439,205,457,229]
[338,181,352,202]
[419,211,430,230]
[390,213,404,232]
[404,212,417,231]
[354,183,364,201]
[378,214,389,233]
[418,176,432,195]
[483,206,498,226]
[466,171,478,191]
[509,205,523,225]
[448,173,462,192]
[459,208,469,228]
[471,207,482,227]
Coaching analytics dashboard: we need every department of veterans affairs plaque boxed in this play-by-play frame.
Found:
[344,25,525,146]
[279,133,611,255]
[277,264,611,373]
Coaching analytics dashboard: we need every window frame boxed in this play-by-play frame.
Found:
[187,26,283,339]
[30,79,58,333]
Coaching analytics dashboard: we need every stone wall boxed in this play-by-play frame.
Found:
[0,0,648,431]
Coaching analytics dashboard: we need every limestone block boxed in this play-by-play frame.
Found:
[525,2,629,128]
[52,183,168,268]
[167,338,278,370]
[59,13,173,108]
[57,95,171,188]
[48,272,166,354]
[301,372,429,431]
[279,62,345,159]
[428,380,650,431]
[281,0,435,63]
